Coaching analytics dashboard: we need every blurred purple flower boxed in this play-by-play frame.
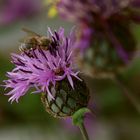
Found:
[3,27,81,103]
[57,0,139,63]
[57,0,135,23]
[74,25,93,52]
[130,0,140,23]
[131,0,140,7]
[0,0,41,26]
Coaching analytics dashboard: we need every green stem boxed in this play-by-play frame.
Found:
[114,75,140,114]
[79,123,89,140]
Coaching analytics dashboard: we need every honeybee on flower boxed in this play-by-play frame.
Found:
[3,27,89,118]
[19,28,51,52]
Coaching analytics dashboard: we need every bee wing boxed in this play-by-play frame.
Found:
[18,36,31,43]
[22,27,41,37]
[19,38,26,43]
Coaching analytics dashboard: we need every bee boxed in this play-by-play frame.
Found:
[19,28,51,52]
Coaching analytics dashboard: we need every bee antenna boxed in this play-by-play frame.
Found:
[21,27,40,37]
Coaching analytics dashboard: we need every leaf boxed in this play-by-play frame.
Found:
[72,107,90,126]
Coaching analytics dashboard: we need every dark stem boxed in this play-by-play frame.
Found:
[114,74,140,114]
[103,20,129,64]
[79,123,90,140]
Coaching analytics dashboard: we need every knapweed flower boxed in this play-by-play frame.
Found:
[0,0,41,26]
[55,0,140,78]
[57,0,140,24]
[3,27,89,118]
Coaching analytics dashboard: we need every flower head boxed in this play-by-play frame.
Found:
[54,0,140,78]
[0,0,41,26]
[57,0,136,23]
[56,0,139,63]
[3,27,82,103]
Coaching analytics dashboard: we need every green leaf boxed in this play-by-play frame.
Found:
[72,107,90,126]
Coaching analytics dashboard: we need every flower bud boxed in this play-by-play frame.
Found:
[41,77,90,118]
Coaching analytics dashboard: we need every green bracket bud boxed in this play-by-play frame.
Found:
[72,107,90,126]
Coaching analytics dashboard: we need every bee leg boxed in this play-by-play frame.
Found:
[40,45,49,51]
[19,46,24,52]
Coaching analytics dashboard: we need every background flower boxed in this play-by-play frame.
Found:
[57,0,137,23]
[0,0,41,26]
[54,0,140,77]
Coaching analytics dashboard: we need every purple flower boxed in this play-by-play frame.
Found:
[74,25,93,52]
[57,0,134,23]
[57,0,139,63]
[0,0,41,25]
[131,0,140,8]
[130,0,140,23]
[3,28,81,103]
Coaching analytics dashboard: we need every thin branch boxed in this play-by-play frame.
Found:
[79,123,90,140]
[114,74,140,114]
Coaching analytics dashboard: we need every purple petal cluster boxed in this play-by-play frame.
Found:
[3,28,81,103]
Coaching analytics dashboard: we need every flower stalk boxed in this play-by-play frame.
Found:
[72,107,90,140]
[79,123,89,140]
[114,74,140,114]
